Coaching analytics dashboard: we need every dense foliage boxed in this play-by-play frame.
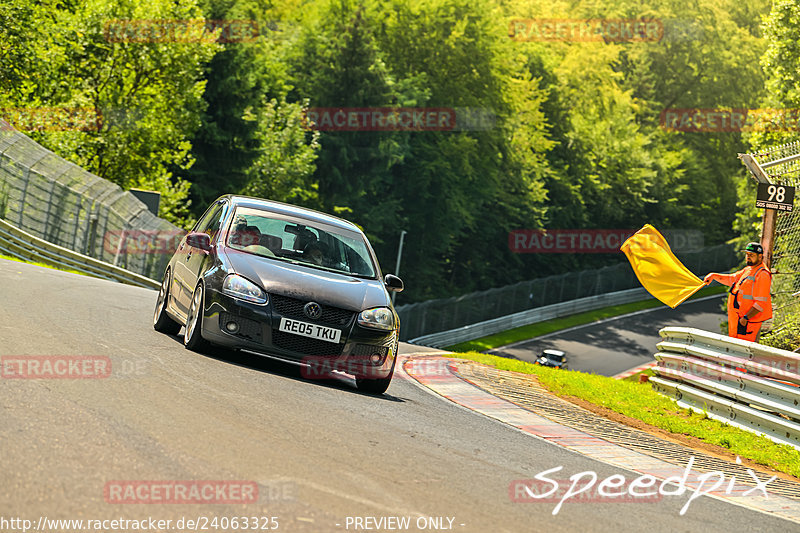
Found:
[746,0,800,351]
[1,0,784,303]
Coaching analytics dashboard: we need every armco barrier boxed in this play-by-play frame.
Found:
[0,217,159,289]
[396,243,737,341]
[0,120,182,280]
[409,287,650,348]
[651,327,800,450]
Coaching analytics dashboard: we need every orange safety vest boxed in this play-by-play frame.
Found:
[729,263,772,322]
[724,263,772,340]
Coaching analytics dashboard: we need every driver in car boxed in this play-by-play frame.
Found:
[303,242,327,266]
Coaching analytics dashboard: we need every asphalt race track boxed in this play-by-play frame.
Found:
[0,259,792,532]
[489,295,728,376]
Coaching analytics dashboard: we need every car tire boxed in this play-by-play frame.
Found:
[355,349,397,395]
[185,282,211,352]
[154,270,181,335]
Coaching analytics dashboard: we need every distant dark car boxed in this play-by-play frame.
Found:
[153,195,404,394]
[535,349,568,369]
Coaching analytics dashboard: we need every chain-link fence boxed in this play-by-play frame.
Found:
[0,120,183,280]
[752,140,800,333]
[396,243,738,340]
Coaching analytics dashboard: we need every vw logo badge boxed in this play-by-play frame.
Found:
[304,302,322,320]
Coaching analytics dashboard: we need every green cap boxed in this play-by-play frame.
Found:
[743,242,763,254]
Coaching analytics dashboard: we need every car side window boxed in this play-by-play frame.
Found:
[197,202,226,241]
[193,203,220,233]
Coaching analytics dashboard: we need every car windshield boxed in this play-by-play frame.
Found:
[545,353,565,362]
[225,206,378,278]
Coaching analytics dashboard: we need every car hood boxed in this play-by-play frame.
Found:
[221,248,390,311]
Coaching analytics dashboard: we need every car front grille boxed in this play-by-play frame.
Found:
[271,331,344,357]
[270,294,355,327]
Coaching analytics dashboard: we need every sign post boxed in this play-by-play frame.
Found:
[755,183,795,212]
[754,183,794,269]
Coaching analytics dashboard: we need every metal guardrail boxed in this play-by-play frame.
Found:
[651,327,800,450]
[396,243,738,341]
[0,217,159,290]
[0,121,182,280]
[409,287,651,348]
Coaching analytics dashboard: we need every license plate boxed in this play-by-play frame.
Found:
[278,317,341,343]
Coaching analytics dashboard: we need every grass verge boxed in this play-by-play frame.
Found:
[446,285,727,352]
[450,351,800,478]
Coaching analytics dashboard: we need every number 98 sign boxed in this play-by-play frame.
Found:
[756,183,795,212]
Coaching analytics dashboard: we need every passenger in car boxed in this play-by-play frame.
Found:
[230,217,262,248]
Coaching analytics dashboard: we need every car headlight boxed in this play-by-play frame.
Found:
[358,307,394,330]
[222,274,267,304]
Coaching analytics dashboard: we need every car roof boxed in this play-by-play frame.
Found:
[543,349,566,357]
[220,195,364,234]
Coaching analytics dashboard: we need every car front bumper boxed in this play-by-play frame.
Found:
[200,288,398,379]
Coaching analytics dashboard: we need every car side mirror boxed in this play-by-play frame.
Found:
[186,232,212,253]
[384,274,404,293]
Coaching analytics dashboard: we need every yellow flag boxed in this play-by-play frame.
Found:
[620,224,705,308]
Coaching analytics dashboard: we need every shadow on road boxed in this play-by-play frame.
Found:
[491,295,727,376]
[159,331,406,402]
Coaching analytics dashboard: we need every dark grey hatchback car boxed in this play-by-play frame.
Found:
[153,195,404,394]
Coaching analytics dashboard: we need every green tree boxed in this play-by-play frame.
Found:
[735,0,800,248]
[1,0,218,227]
[188,0,301,211]
[241,97,320,204]
[370,0,552,298]
[502,0,769,259]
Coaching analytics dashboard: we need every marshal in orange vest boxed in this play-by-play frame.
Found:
[704,242,772,342]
